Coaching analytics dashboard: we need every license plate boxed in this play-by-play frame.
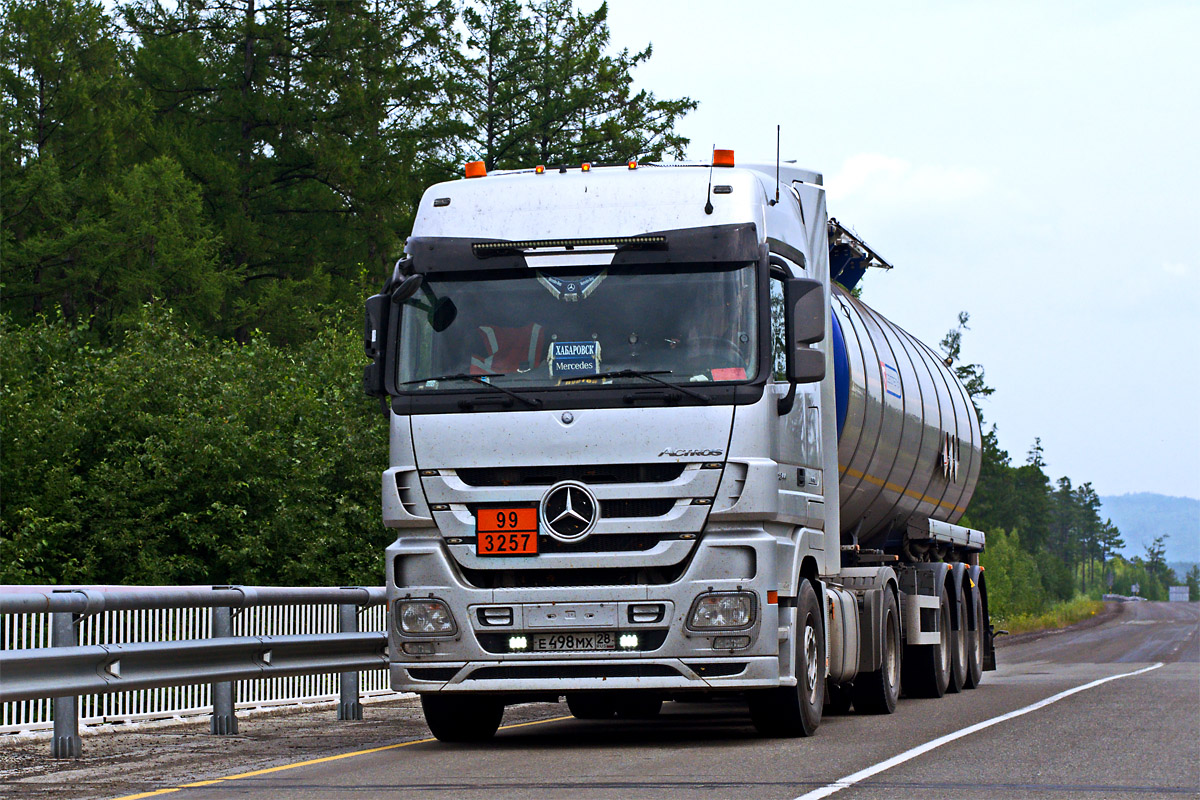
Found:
[476,507,538,556]
[532,632,617,652]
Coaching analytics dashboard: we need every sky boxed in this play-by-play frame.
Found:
[605,0,1200,501]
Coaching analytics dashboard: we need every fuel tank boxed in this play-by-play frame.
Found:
[830,287,981,548]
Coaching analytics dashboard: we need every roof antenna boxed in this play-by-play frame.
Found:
[704,143,715,215]
[769,125,780,206]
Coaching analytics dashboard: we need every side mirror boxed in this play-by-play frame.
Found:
[784,277,825,384]
[363,292,391,397]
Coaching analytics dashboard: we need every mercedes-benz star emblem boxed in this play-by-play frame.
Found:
[540,481,598,541]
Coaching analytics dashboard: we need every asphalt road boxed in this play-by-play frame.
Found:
[3,600,1197,800]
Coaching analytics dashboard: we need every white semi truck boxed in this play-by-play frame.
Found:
[363,150,994,741]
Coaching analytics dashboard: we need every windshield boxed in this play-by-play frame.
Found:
[397,262,758,391]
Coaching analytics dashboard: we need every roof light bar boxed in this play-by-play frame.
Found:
[473,235,667,257]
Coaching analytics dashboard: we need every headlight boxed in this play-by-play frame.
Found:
[688,592,756,630]
[396,599,457,636]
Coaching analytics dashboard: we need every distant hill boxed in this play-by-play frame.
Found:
[1099,493,1200,564]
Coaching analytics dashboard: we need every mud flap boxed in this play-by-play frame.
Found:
[983,623,997,671]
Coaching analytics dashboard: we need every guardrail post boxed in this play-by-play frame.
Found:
[210,605,238,734]
[337,603,363,720]
[50,611,82,758]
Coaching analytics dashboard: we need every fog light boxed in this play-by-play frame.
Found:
[712,636,751,650]
[397,599,457,636]
[688,592,756,630]
[619,634,639,649]
[509,635,528,651]
[402,641,435,655]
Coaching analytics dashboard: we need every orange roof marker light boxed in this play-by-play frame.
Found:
[581,162,592,172]
[713,148,735,167]
[628,159,638,170]
[535,164,546,174]
[464,160,487,179]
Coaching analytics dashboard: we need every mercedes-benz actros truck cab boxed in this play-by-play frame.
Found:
[363,151,993,741]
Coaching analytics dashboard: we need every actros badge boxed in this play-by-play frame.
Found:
[540,481,598,541]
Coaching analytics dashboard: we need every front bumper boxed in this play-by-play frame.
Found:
[386,528,791,694]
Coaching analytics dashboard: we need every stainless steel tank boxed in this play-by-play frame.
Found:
[830,287,982,547]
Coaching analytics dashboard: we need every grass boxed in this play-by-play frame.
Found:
[993,595,1106,635]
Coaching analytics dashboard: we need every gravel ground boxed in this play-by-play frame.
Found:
[0,695,567,800]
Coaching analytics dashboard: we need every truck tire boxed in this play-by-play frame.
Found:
[421,694,505,742]
[947,576,968,694]
[614,693,663,719]
[964,586,984,689]
[567,692,616,719]
[902,583,951,698]
[852,588,900,714]
[748,579,824,737]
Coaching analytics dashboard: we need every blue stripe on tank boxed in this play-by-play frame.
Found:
[831,310,850,441]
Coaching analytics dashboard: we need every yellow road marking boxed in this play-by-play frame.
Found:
[108,714,573,800]
[841,465,967,514]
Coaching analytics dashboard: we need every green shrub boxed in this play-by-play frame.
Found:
[1,308,388,585]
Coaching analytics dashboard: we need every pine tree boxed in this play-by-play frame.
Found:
[460,0,695,170]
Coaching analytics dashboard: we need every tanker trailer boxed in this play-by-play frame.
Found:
[364,154,993,741]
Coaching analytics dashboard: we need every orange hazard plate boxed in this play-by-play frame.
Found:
[475,507,538,556]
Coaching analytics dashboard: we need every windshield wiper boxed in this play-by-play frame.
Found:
[563,369,710,404]
[400,372,541,408]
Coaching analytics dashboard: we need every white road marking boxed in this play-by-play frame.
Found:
[792,661,1165,800]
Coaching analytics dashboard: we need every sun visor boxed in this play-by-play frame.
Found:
[405,223,760,274]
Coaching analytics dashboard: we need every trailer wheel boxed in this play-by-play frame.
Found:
[903,583,951,698]
[567,692,616,719]
[947,577,968,694]
[964,586,984,689]
[852,588,900,714]
[748,579,824,737]
[421,694,505,742]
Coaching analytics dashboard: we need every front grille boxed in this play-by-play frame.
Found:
[600,498,676,518]
[460,562,689,589]
[476,630,669,654]
[467,663,680,680]
[538,533,672,553]
[456,463,685,487]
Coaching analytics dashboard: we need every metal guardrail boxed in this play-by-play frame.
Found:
[0,585,390,758]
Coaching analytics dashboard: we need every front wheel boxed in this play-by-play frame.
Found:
[748,579,824,737]
[566,692,615,720]
[614,693,663,719]
[421,694,505,742]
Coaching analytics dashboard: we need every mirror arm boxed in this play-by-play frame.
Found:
[777,381,797,415]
